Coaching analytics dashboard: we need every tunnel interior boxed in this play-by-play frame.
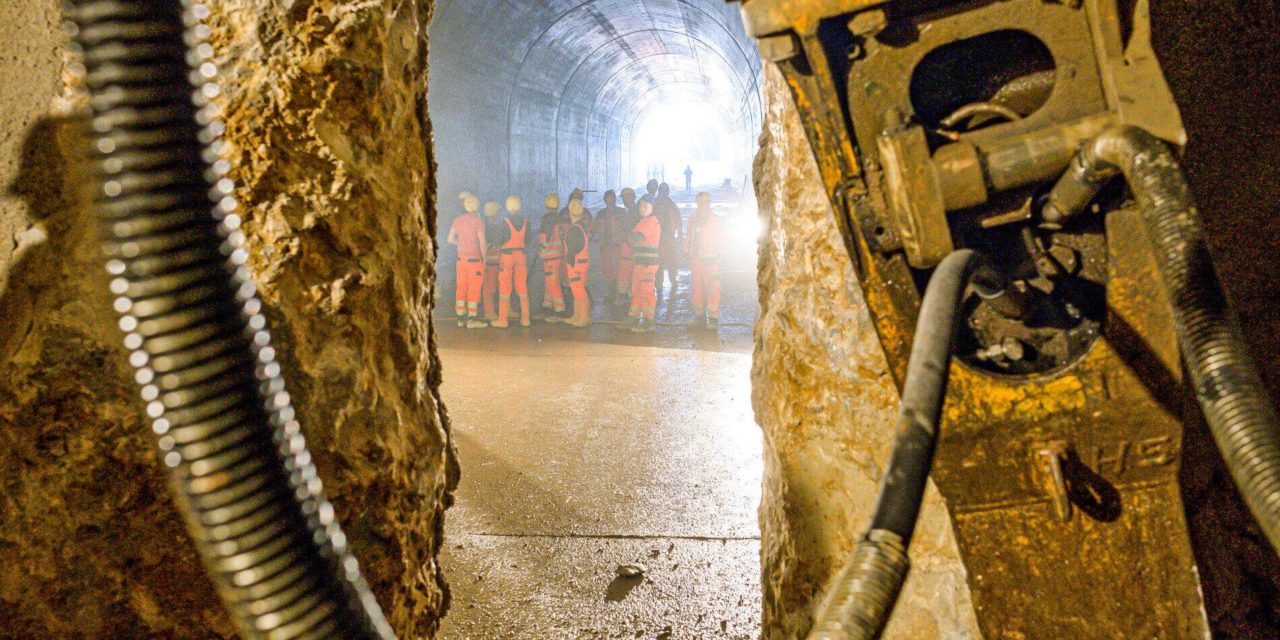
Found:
[429,0,764,207]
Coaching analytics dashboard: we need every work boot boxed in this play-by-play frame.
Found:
[493,299,511,328]
[687,313,704,328]
[466,316,488,329]
[635,319,655,333]
[456,317,466,328]
[566,300,592,328]
[706,316,719,331]
[544,314,563,324]
[623,316,639,330]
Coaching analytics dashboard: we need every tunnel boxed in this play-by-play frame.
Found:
[5,0,1280,638]
[429,0,764,205]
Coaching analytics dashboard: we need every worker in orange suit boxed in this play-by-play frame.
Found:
[538,193,567,321]
[564,200,592,327]
[614,188,639,304]
[627,199,662,333]
[447,194,487,328]
[480,200,504,322]
[493,195,530,328]
[685,192,723,330]
[592,190,626,305]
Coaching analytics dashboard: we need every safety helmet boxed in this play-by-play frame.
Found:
[484,201,501,216]
[545,194,561,209]
[506,195,521,212]
[462,195,480,212]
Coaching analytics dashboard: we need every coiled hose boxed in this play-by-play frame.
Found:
[66,1,395,638]
[807,249,982,640]
[1045,125,1280,553]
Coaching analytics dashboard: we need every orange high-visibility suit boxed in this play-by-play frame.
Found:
[448,212,486,318]
[629,215,662,321]
[496,215,530,327]
[539,211,566,313]
[685,210,723,321]
[565,219,591,310]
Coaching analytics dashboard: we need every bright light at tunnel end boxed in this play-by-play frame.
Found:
[631,100,742,188]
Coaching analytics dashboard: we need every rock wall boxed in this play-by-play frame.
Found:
[751,64,982,640]
[0,1,455,638]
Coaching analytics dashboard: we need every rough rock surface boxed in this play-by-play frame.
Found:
[0,1,454,638]
[751,64,982,640]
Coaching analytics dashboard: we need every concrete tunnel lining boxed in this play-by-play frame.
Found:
[430,0,764,208]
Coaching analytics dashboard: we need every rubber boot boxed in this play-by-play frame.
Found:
[567,299,592,328]
[493,299,511,328]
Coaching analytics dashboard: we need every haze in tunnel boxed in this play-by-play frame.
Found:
[427,2,767,637]
[428,0,764,206]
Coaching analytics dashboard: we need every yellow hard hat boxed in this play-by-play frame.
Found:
[506,195,521,212]
[484,201,501,216]
[545,194,561,209]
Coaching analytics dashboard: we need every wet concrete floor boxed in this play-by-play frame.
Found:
[436,267,763,639]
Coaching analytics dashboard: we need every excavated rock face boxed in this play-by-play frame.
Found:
[751,64,982,640]
[0,1,454,637]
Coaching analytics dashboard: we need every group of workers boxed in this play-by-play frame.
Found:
[446,179,724,333]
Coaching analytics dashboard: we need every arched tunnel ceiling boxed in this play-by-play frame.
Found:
[430,0,763,204]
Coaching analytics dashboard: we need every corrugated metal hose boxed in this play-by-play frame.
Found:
[66,1,395,638]
[1046,125,1280,553]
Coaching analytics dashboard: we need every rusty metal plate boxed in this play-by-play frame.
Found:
[933,208,1208,638]
[733,0,1208,634]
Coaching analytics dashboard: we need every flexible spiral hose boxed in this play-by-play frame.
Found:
[65,1,396,638]
[1047,126,1280,554]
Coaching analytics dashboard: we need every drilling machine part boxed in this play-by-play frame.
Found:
[1045,125,1280,552]
[732,0,1230,636]
[67,1,395,638]
[808,249,985,640]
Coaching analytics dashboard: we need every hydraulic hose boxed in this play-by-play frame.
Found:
[807,249,982,640]
[1045,125,1280,554]
[66,1,395,638]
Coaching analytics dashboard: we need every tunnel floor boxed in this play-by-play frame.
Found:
[435,268,763,639]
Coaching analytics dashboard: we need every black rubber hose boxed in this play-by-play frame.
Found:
[66,1,396,638]
[1045,125,1280,554]
[807,249,981,640]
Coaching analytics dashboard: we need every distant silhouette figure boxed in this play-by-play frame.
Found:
[684,165,693,191]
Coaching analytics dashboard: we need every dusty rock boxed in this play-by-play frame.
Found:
[751,63,981,639]
[0,1,454,638]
